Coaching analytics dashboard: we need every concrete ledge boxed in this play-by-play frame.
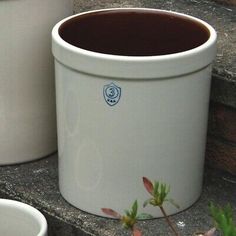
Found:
[206,136,236,175]
[0,0,235,235]
[207,102,236,174]
[208,102,236,143]
[0,154,235,236]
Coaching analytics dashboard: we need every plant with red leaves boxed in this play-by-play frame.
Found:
[101,177,222,236]
[102,200,152,236]
[142,177,180,236]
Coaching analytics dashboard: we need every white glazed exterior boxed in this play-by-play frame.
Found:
[0,199,47,236]
[0,0,73,165]
[52,8,217,217]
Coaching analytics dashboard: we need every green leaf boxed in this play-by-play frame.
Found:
[153,181,159,196]
[143,198,152,208]
[209,202,236,236]
[160,184,165,201]
[166,198,180,209]
[136,213,153,220]
[122,222,130,229]
[224,203,233,221]
[124,209,131,217]
[131,200,138,218]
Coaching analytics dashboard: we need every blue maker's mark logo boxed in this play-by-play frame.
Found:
[103,82,121,106]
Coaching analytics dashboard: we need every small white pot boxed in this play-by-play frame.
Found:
[0,199,47,236]
[0,0,73,165]
[52,8,217,217]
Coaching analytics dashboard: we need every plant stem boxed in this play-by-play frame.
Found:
[159,206,180,236]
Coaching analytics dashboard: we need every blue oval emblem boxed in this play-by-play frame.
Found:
[103,82,121,106]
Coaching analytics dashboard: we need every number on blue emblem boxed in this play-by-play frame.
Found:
[103,82,121,106]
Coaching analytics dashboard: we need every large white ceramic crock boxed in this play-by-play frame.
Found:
[52,8,217,217]
[0,199,47,236]
[0,0,73,165]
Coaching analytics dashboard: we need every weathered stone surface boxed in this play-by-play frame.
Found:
[0,0,235,235]
[207,102,236,174]
[211,75,236,108]
[206,136,236,175]
[212,0,236,6]
[208,102,236,143]
[0,154,235,236]
[74,0,143,11]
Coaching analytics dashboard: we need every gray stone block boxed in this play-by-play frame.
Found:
[0,154,235,235]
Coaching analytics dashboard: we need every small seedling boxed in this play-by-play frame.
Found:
[209,202,236,236]
[101,178,234,236]
[142,177,180,236]
[102,200,152,236]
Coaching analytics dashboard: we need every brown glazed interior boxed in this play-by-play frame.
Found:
[59,9,210,56]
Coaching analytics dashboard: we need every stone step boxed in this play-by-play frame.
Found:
[0,0,235,235]
[0,154,235,236]
[206,102,236,174]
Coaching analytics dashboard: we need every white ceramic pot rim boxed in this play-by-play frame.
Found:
[0,199,47,236]
[52,8,217,79]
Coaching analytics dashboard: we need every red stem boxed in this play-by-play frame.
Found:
[159,206,180,236]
